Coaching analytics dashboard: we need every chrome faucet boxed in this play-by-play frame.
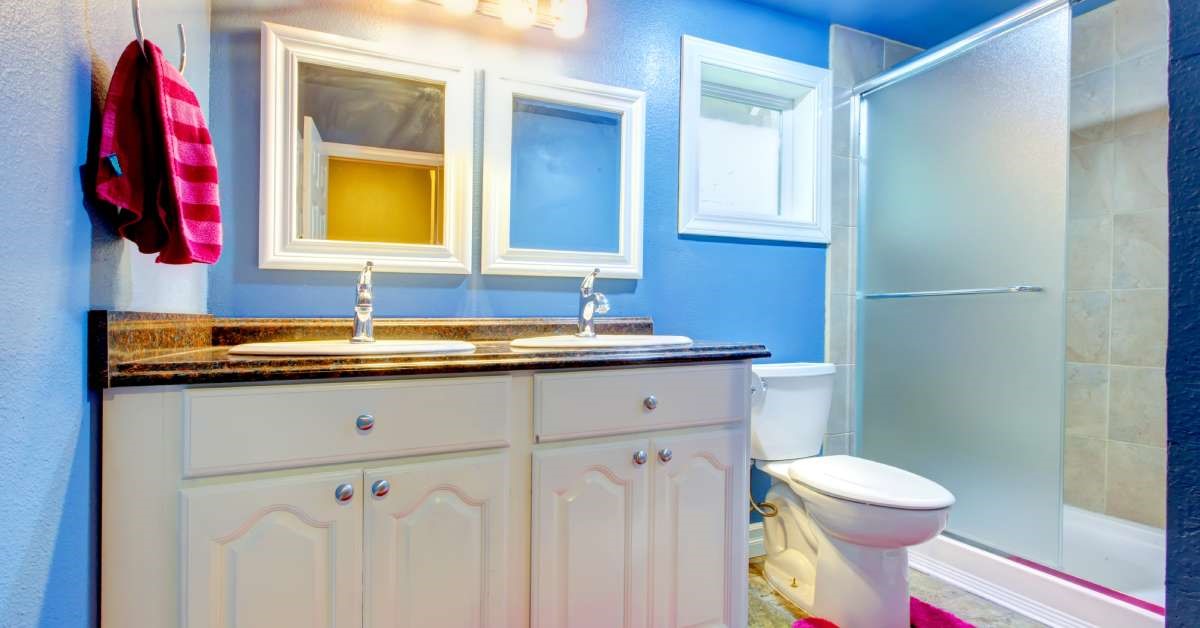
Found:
[577,268,610,337]
[351,261,374,343]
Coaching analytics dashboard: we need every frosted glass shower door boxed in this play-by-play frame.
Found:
[857,3,1070,564]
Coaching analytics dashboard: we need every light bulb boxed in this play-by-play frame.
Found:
[500,0,538,29]
[441,0,478,16]
[552,0,587,38]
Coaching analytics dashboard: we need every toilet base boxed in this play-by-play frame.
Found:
[764,535,912,628]
[763,484,913,628]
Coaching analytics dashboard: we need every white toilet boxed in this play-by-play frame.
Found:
[751,362,955,628]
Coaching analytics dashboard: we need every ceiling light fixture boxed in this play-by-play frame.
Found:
[551,0,587,39]
[441,0,479,16]
[421,0,588,37]
[500,0,538,29]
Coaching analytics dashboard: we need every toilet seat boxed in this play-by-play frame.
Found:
[761,455,955,510]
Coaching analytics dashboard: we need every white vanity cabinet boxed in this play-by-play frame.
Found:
[532,439,652,628]
[100,362,750,628]
[531,429,745,628]
[181,471,366,628]
[178,455,511,628]
[363,454,510,628]
[650,430,746,628]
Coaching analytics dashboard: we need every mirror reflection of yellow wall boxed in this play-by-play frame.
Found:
[325,158,444,245]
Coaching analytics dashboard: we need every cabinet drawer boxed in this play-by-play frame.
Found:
[183,376,511,477]
[534,363,747,442]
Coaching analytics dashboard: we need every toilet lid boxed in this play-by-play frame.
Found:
[786,455,956,510]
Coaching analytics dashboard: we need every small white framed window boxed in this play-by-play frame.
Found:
[482,72,646,278]
[678,36,832,243]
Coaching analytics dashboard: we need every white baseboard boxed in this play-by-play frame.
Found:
[749,522,765,558]
[910,534,1164,628]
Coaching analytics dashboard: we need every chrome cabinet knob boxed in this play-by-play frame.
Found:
[334,483,355,503]
[643,395,658,411]
[658,448,673,463]
[633,450,649,466]
[356,414,375,432]
[371,479,391,498]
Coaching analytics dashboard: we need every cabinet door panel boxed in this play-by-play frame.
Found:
[651,429,747,628]
[533,439,650,628]
[181,471,363,628]
[364,454,509,628]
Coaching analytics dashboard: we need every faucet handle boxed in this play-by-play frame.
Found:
[352,260,375,343]
[580,268,600,295]
[358,260,374,287]
[594,292,610,315]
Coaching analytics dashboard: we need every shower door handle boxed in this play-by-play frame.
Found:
[860,285,1044,300]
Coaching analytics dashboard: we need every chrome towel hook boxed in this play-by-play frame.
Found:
[131,0,187,74]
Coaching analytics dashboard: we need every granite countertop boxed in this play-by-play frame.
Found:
[90,312,771,388]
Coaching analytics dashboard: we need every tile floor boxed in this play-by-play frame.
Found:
[748,558,1048,627]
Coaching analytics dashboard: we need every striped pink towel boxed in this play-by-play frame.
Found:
[95,40,221,264]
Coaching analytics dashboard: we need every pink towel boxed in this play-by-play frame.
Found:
[95,40,221,264]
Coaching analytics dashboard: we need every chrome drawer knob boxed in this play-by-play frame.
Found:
[356,414,375,432]
[658,448,673,463]
[371,480,391,498]
[633,450,648,466]
[334,483,355,503]
[643,395,658,411]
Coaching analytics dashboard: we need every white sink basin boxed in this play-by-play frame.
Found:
[509,334,693,349]
[228,339,476,357]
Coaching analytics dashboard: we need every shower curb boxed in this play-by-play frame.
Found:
[910,535,1163,628]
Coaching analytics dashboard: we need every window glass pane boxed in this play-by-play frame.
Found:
[698,94,783,217]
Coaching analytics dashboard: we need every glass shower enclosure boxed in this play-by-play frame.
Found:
[855,0,1071,566]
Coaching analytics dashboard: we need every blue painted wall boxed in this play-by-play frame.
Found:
[0,4,95,622]
[0,2,209,627]
[207,0,829,368]
[1167,0,1200,622]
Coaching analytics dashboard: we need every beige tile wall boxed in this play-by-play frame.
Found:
[824,26,921,455]
[1063,0,1168,528]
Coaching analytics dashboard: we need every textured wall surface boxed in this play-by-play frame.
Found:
[1167,0,1200,622]
[823,23,922,457]
[0,2,209,626]
[1063,0,1170,529]
[207,0,829,367]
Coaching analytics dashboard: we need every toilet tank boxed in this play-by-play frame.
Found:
[750,362,837,461]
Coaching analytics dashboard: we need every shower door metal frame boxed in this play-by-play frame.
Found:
[846,0,1073,563]
[854,0,1071,99]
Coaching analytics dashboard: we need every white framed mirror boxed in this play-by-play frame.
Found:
[678,36,832,243]
[482,73,645,278]
[259,22,474,273]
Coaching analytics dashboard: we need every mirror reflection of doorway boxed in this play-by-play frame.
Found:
[296,62,447,246]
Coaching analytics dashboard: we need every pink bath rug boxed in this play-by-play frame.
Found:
[790,597,974,628]
[792,619,839,628]
[910,597,974,627]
